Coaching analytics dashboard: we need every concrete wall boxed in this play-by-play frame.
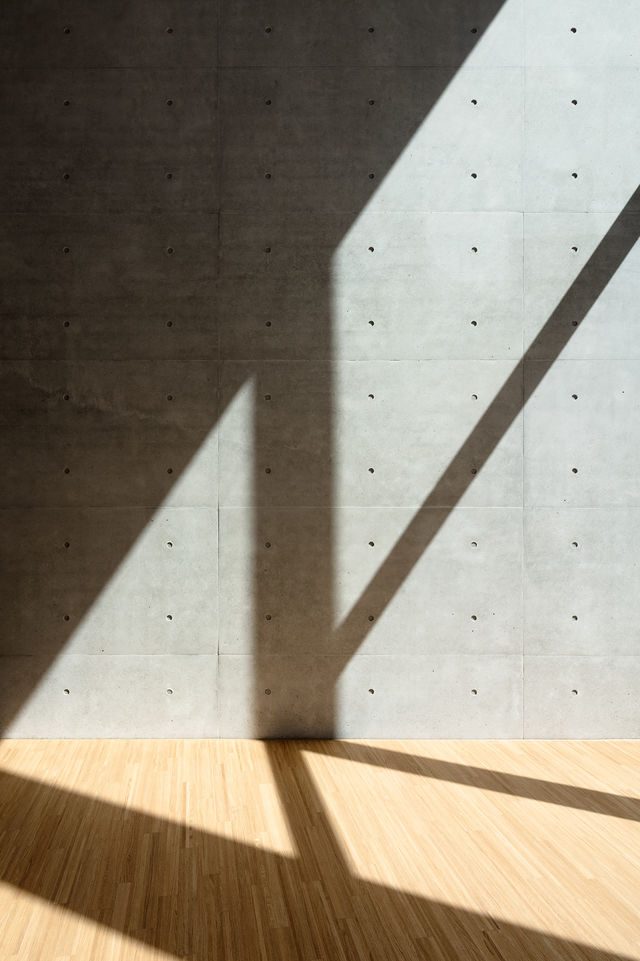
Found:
[1,0,639,737]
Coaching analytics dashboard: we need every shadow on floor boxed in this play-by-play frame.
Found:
[303,739,640,823]
[0,741,636,960]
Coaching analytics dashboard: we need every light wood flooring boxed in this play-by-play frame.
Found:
[0,739,638,960]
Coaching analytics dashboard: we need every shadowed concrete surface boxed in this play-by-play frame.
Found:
[1,0,640,737]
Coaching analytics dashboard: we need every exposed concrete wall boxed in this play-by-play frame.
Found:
[1,0,639,737]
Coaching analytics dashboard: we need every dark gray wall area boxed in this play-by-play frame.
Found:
[1,0,639,736]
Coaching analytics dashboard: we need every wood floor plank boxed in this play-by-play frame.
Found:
[0,740,638,960]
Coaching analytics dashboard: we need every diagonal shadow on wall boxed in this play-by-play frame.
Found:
[250,184,640,736]
[1,0,514,733]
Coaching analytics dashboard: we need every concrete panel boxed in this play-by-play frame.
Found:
[0,507,217,656]
[221,68,521,213]
[524,212,640,359]
[0,1,218,69]
[524,656,640,738]
[0,654,218,738]
[0,69,218,214]
[524,68,640,213]
[332,212,524,360]
[220,506,522,656]
[524,360,640,507]
[219,654,523,738]
[524,0,640,69]
[221,0,522,69]
[218,211,524,361]
[0,213,217,360]
[220,360,522,508]
[524,508,640,656]
[0,360,218,508]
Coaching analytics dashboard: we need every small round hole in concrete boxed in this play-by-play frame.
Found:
[571,689,578,695]
[166,26,173,33]
[265,321,272,327]
[368,467,375,473]
[63,26,71,34]
[368,246,375,252]
[265,246,271,253]
[265,467,271,474]
[264,25,272,33]
[265,99,272,105]
[571,320,579,327]
[264,393,271,400]
[167,394,173,401]
[166,99,173,106]
[63,321,70,327]
[572,614,578,620]
[470,27,478,34]
[471,320,478,326]
[166,541,173,548]
[166,247,174,255]
[571,99,578,105]
[368,26,375,32]
[471,172,477,179]
[265,541,271,549]
[368,615,375,621]
[167,467,173,474]
[572,467,578,473]
[572,172,578,178]
[64,467,70,474]
[471,614,477,621]
[63,172,70,181]
[166,614,173,621]
[570,26,577,33]
[265,172,272,179]
[167,321,173,327]
[472,393,478,400]
[63,246,70,253]
[471,246,478,253]
[368,540,375,547]
[572,393,578,399]
[64,541,70,549]
[63,614,70,621]
[265,688,271,695]
[368,99,375,105]
[166,172,173,180]
[572,541,579,547]
[63,393,70,401]
[63,688,70,694]
[470,468,477,475]
[571,246,578,252]
[369,688,375,694]
[265,614,272,621]
[166,688,173,695]
[368,320,375,326]
[471,688,478,695]
[471,540,478,548]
